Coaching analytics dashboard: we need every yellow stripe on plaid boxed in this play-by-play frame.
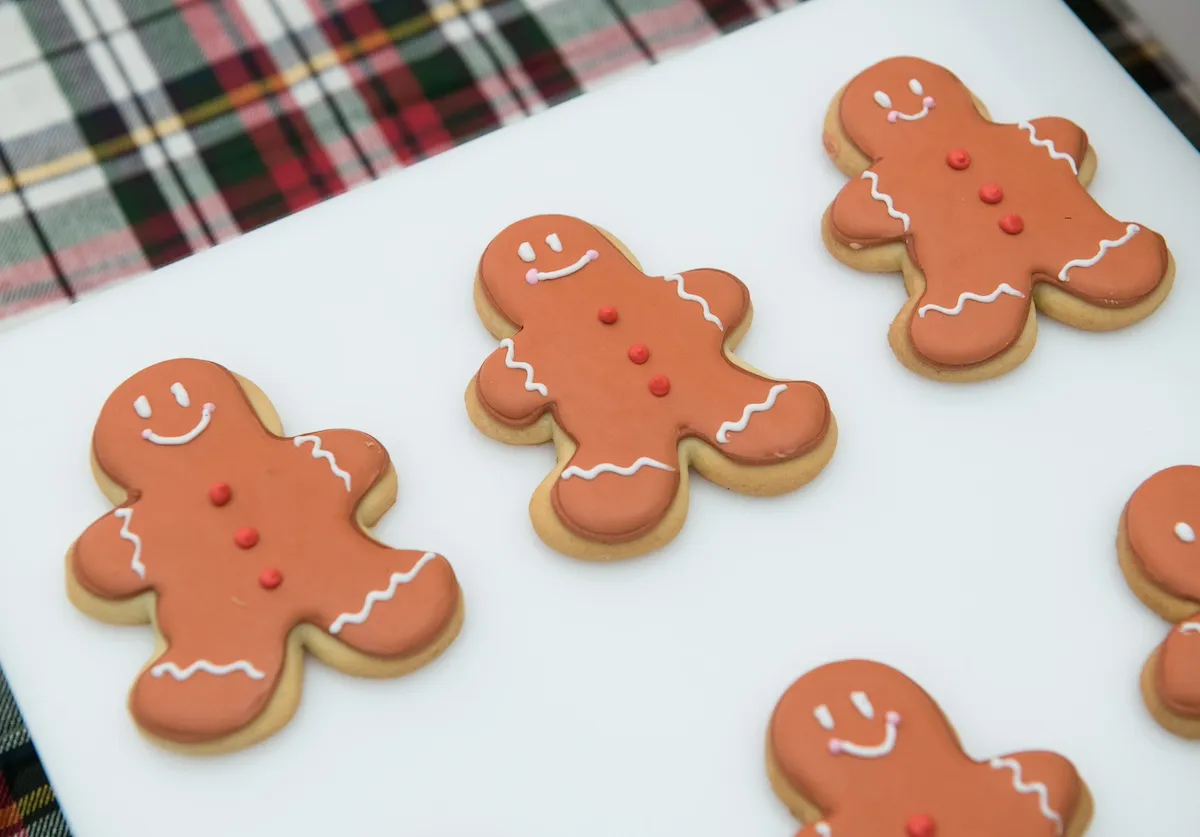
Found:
[0,1,464,196]
[0,784,56,829]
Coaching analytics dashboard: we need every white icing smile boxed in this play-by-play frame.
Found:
[828,710,900,757]
[888,97,935,123]
[142,402,215,446]
[525,249,599,284]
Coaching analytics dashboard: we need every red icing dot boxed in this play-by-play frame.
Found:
[259,568,283,589]
[945,149,970,170]
[649,374,671,397]
[234,526,259,549]
[628,344,650,364]
[906,814,936,837]
[979,183,1003,204]
[999,213,1024,235]
[598,306,619,324]
[208,482,231,506]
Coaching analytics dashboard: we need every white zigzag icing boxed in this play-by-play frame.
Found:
[1180,623,1200,634]
[1017,121,1079,175]
[328,552,439,635]
[1057,224,1140,282]
[716,384,788,443]
[294,435,352,491]
[662,274,723,330]
[561,457,676,480]
[918,283,1025,318]
[151,660,266,680]
[861,170,910,231]
[114,507,145,579]
[989,757,1063,834]
[499,337,548,396]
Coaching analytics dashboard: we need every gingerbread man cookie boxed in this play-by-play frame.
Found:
[466,214,837,560]
[66,359,463,754]
[767,660,1093,837]
[1119,465,1200,738]
[822,56,1173,381]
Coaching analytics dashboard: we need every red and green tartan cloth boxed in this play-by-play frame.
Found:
[1,0,1198,833]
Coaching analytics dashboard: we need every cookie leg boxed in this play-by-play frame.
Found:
[905,276,1032,369]
[308,546,462,676]
[1149,618,1200,736]
[550,440,682,544]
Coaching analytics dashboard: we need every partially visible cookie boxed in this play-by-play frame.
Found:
[1119,465,1200,738]
[822,56,1174,382]
[67,358,463,754]
[467,214,837,561]
[767,659,1093,836]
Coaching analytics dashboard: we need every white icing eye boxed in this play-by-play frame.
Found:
[133,395,152,419]
[908,78,923,96]
[170,382,190,408]
[518,241,536,263]
[850,691,874,720]
[1175,522,1196,543]
[545,233,563,253]
[813,704,834,730]
[873,90,892,109]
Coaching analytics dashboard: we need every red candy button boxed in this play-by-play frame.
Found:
[979,183,1003,204]
[649,374,671,397]
[628,344,649,364]
[209,482,231,506]
[259,568,283,589]
[598,306,618,324]
[906,814,936,837]
[234,526,259,549]
[946,148,970,170]
[999,213,1024,235]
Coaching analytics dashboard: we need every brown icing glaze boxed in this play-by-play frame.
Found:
[71,359,460,745]
[1126,465,1200,718]
[473,214,832,544]
[830,56,1169,368]
[770,660,1084,836]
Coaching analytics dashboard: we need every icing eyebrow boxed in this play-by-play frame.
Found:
[518,241,536,263]
[170,382,190,408]
[133,395,152,419]
[908,78,923,96]
[1175,522,1196,543]
[813,704,834,730]
[873,90,892,109]
[850,691,874,719]
[546,233,563,252]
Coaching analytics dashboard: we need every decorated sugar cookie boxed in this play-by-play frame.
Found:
[768,660,1093,836]
[1119,465,1200,738]
[466,214,836,560]
[822,56,1173,381]
[66,359,463,754]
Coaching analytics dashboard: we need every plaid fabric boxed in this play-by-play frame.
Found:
[0,0,1198,833]
[0,0,800,326]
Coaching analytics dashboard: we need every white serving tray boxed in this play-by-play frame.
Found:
[1,0,1198,833]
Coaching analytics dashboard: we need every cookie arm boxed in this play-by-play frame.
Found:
[828,166,909,245]
[1155,617,1200,718]
[664,269,749,334]
[70,506,154,601]
[474,336,553,426]
[1022,117,1088,173]
[314,545,461,660]
[290,429,390,501]
[989,750,1083,832]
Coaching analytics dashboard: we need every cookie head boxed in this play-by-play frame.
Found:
[770,660,956,806]
[1126,465,1200,602]
[92,359,262,482]
[840,57,974,158]
[478,214,616,325]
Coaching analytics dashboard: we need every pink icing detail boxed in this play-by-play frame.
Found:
[887,111,899,123]
[141,429,152,439]
[526,269,538,284]
[828,739,842,755]
[887,710,901,725]
[586,249,599,261]
[923,96,935,108]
